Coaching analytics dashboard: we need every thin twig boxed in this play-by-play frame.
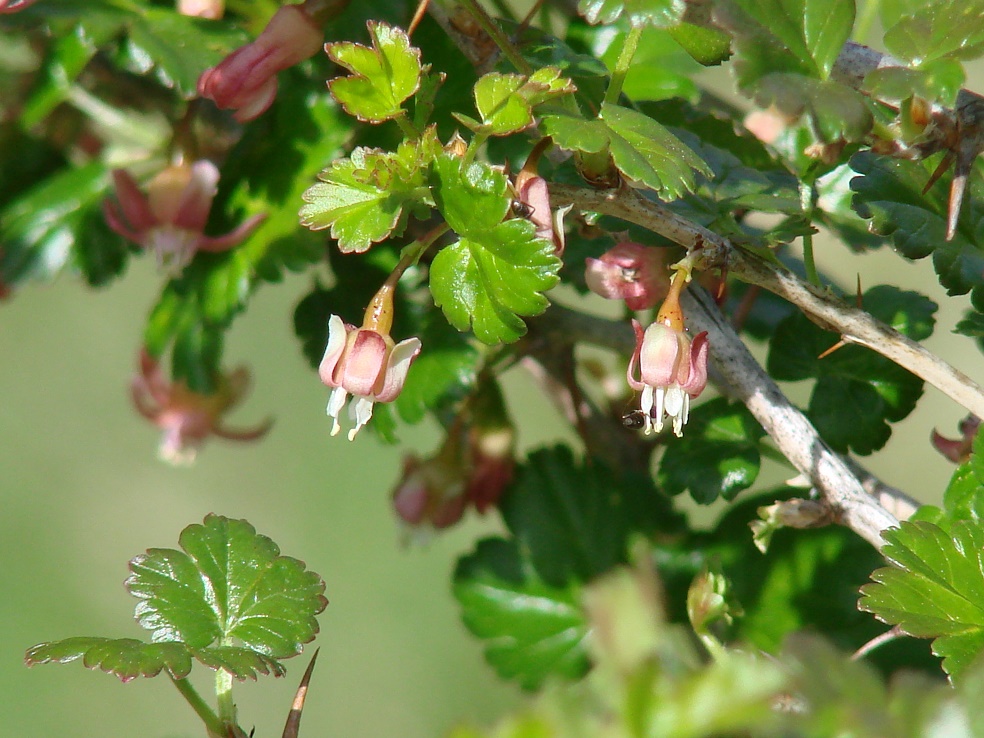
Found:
[539,301,908,548]
[549,183,984,420]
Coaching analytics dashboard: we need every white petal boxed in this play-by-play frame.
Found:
[653,386,666,433]
[327,387,348,437]
[347,396,375,440]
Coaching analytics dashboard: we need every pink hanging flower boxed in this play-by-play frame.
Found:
[585,241,670,310]
[197,5,323,122]
[319,284,421,440]
[103,161,265,274]
[513,139,569,254]
[131,350,273,464]
[0,0,39,13]
[627,319,708,437]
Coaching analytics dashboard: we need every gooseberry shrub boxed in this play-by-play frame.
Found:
[7,0,984,735]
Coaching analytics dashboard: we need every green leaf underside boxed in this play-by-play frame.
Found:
[850,152,984,296]
[658,398,765,504]
[327,21,422,122]
[860,520,984,680]
[430,156,560,344]
[301,132,440,253]
[453,538,590,691]
[543,103,709,199]
[767,286,932,454]
[125,515,326,663]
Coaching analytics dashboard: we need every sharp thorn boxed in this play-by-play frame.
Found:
[282,649,321,738]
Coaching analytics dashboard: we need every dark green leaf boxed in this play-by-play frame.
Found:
[124,10,249,98]
[577,0,685,28]
[500,446,681,586]
[767,287,932,454]
[394,313,480,423]
[850,151,984,295]
[25,638,192,682]
[453,538,589,690]
[0,161,129,287]
[657,398,765,504]
[327,21,422,123]
[126,515,326,667]
[860,519,984,680]
[714,0,855,81]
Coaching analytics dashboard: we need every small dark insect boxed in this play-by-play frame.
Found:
[510,199,534,219]
[621,409,647,430]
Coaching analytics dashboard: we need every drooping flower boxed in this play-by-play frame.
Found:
[319,286,421,440]
[197,4,323,122]
[0,0,39,13]
[392,452,469,532]
[131,350,272,464]
[931,415,980,463]
[627,319,708,437]
[103,160,265,274]
[585,241,671,310]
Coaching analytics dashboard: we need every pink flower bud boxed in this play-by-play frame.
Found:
[627,319,708,437]
[178,0,224,18]
[103,161,265,274]
[585,242,670,310]
[197,5,323,122]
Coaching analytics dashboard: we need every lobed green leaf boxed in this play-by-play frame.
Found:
[126,515,327,666]
[453,538,590,690]
[882,0,984,66]
[860,519,984,680]
[577,0,686,28]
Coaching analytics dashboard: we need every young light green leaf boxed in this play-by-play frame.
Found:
[327,21,422,123]
[657,398,765,505]
[753,74,873,143]
[430,153,511,233]
[543,103,709,199]
[862,62,965,107]
[25,638,193,682]
[850,152,984,296]
[126,515,327,663]
[192,646,286,680]
[577,0,686,28]
[470,68,574,136]
[453,538,590,690]
[301,132,440,253]
[859,520,984,681]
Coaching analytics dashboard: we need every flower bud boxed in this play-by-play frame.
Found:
[585,242,670,311]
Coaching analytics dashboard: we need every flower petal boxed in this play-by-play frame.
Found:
[319,315,350,388]
[373,336,422,402]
